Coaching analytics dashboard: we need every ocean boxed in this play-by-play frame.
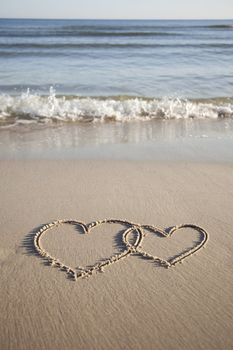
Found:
[0,18,233,127]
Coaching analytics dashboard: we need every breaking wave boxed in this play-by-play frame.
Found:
[0,88,233,127]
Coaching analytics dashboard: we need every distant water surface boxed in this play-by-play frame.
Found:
[0,19,233,127]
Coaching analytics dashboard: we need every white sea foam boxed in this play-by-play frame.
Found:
[0,88,233,127]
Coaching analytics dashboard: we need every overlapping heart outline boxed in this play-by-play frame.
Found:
[33,219,209,281]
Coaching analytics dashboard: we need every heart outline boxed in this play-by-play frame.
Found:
[34,219,141,280]
[135,223,209,268]
[32,219,209,281]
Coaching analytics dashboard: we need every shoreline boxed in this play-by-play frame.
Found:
[0,159,233,350]
[0,119,233,162]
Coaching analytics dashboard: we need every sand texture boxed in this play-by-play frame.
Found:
[0,160,233,350]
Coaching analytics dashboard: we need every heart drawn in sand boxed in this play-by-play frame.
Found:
[136,224,209,268]
[32,219,209,281]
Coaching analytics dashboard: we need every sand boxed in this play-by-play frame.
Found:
[0,159,233,350]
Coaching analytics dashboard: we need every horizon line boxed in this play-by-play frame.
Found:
[0,17,233,21]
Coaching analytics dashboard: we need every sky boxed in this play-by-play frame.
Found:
[0,0,233,20]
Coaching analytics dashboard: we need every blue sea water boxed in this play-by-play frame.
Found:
[0,18,233,126]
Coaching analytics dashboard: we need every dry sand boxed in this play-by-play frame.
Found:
[0,159,233,350]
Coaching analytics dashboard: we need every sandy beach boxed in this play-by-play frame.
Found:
[0,159,232,350]
[1,12,233,350]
